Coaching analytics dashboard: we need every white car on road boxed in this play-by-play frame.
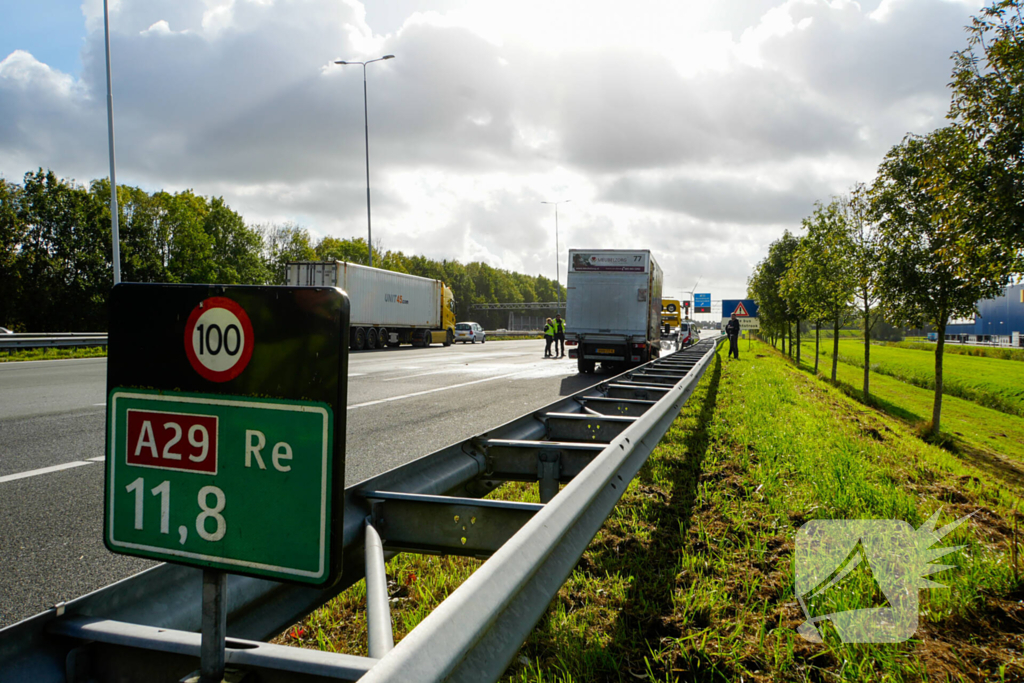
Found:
[454,322,486,343]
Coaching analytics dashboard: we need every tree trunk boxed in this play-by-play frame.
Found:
[796,319,801,365]
[863,293,871,402]
[933,322,946,434]
[814,321,820,375]
[788,323,793,359]
[831,317,840,383]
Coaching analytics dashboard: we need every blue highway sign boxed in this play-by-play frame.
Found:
[721,299,759,329]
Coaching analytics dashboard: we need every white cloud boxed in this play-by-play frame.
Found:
[0,0,984,299]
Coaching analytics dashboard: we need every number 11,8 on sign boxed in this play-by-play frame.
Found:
[125,478,226,544]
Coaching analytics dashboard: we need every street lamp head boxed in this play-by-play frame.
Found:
[334,60,349,65]
[383,54,395,60]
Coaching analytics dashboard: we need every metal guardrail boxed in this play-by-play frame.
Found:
[0,333,108,350]
[0,336,723,683]
[470,302,565,311]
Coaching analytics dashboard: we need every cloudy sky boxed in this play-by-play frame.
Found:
[0,0,983,303]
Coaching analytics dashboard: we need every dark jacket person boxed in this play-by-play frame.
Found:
[725,314,741,359]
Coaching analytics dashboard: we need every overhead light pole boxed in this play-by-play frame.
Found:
[541,200,570,310]
[335,54,394,268]
[102,0,122,284]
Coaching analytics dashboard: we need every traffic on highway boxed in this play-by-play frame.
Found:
[0,337,633,629]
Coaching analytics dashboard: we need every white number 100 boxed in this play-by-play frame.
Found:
[126,478,226,542]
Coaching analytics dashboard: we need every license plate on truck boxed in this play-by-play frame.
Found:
[596,348,616,354]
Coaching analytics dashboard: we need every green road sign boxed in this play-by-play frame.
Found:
[104,284,349,586]
[106,389,333,583]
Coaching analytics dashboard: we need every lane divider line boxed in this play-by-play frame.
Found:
[348,372,523,410]
[0,461,95,484]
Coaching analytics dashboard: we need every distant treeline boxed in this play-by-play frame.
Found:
[0,169,564,331]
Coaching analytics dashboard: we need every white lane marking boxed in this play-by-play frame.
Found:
[383,369,456,381]
[348,372,522,410]
[0,461,94,484]
[348,373,366,377]
[94,403,107,406]
[88,456,106,462]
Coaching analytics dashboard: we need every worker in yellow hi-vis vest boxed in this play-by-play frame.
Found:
[543,318,555,358]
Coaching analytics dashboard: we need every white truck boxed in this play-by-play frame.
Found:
[564,249,664,373]
[285,261,457,350]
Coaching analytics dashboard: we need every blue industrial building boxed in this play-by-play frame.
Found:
[945,283,1024,345]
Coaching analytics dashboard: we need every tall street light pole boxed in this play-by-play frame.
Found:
[103,0,122,284]
[335,55,394,268]
[541,200,570,310]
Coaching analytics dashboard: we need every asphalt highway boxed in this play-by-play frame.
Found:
[0,339,602,629]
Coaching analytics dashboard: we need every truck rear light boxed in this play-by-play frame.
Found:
[631,355,641,362]
[566,340,577,346]
[632,342,646,349]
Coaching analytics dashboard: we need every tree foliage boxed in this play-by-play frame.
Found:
[949,0,1024,265]
[783,199,857,381]
[870,127,1015,433]
[0,169,564,332]
[748,231,800,352]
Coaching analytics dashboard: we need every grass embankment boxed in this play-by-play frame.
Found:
[282,342,1023,681]
[0,346,107,362]
[793,342,1024,485]
[890,341,1024,363]
[800,339,1024,419]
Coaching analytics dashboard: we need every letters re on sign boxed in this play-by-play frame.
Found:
[104,284,349,586]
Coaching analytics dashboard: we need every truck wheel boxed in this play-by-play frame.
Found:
[365,328,378,350]
[577,357,595,374]
[378,328,389,347]
[351,327,366,351]
[444,330,453,347]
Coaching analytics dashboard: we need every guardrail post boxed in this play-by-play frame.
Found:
[365,519,395,658]
[537,450,561,504]
[197,570,227,683]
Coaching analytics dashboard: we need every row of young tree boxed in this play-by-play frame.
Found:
[748,0,1024,436]
[0,170,563,332]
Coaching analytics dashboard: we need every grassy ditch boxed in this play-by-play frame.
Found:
[788,342,1024,481]
[800,339,1024,419]
[280,342,1023,681]
[0,346,107,362]
[890,341,1024,363]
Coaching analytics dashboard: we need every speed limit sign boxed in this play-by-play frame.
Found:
[184,297,254,382]
[106,283,350,585]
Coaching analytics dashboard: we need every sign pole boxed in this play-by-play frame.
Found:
[199,569,227,683]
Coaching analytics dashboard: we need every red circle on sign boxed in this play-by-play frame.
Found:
[184,297,254,382]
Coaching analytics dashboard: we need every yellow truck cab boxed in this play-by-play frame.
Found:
[435,285,458,345]
[661,299,682,333]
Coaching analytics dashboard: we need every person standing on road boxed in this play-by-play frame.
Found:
[725,313,741,359]
[543,317,555,357]
[554,314,566,357]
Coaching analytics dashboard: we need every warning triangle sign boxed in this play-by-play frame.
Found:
[732,302,750,317]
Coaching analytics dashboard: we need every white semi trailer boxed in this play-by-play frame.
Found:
[564,249,664,373]
[285,261,457,350]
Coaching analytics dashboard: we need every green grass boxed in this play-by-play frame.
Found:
[789,341,1024,478]
[801,339,1024,418]
[891,341,1024,363]
[0,346,107,362]
[279,342,1024,681]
